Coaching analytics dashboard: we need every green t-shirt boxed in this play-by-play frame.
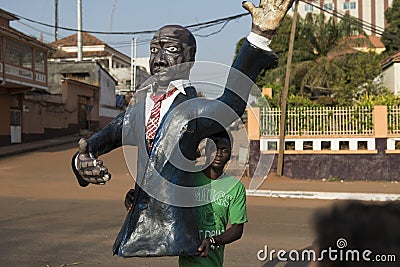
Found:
[179,172,247,267]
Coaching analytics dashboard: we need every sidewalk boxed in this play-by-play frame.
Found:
[0,135,80,158]
[1,135,399,200]
[242,174,400,201]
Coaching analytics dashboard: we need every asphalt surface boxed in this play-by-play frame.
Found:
[0,139,398,267]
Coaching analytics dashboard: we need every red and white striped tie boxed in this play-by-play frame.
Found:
[146,88,177,148]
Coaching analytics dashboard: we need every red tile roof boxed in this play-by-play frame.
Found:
[51,32,105,48]
[50,49,112,59]
[348,35,385,48]
[382,51,400,68]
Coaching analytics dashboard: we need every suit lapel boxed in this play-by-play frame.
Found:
[149,86,197,155]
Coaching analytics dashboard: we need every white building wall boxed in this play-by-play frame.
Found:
[260,137,376,151]
[376,1,386,33]
[96,65,116,107]
[395,64,400,95]
[289,0,392,36]
[348,1,358,18]
[362,0,372,35]
[382,66,395,93]
[382,63,400,95]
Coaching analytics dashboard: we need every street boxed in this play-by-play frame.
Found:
[0,143,333,267]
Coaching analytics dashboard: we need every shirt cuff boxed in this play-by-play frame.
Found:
[247,32,272,52]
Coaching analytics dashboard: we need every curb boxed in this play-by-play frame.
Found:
[0,137,78,158]
[246,189,400,202]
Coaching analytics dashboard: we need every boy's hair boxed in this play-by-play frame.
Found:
[209,130,232,150]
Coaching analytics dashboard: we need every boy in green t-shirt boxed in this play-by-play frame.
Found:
[179,132,247,267]
[124,131,247,267]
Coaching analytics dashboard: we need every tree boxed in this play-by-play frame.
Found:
[254,13,368,98]
[234,12,381,107]
[333,52,388,105]
[381,0,400,55]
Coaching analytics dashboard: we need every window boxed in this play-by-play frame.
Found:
[344,2,356,10]
[5,39,32,69]
[339,141,349,150]
[285,141,295,150]
[358,141,368,150]
[35,50,45,73]
[395,140,400,150]
[305,4,314,12]
[63,72,89,82]
[323,3,333,10]
[10,110,21,126]
[303,141,313,150]
[267,141,277,150]
[321,141,331,150]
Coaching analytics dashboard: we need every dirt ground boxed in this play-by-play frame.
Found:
[0,143,337,267]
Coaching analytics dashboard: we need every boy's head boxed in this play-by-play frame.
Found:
[207,131,232,170]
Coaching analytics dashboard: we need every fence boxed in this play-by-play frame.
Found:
[260,106,376,136]
[388,106,400,135]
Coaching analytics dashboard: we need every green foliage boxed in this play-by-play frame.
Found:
[381,0,400,55]
[234,10,393,108]
[255,12,373,103]
[233,37,246,63]
[260,82,299,108]
[287,94,317,107]
[333,52,388,105]
[357,93,400,106]
[299,13,340,57]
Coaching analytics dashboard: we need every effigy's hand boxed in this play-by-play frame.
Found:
[242,0,295,38]
[76,138,111,185]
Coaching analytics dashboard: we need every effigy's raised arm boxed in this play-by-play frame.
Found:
[197,0,294,136]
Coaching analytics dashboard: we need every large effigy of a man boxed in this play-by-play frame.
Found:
[71,0,294,258]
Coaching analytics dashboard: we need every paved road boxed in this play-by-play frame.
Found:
[0,144,334,267]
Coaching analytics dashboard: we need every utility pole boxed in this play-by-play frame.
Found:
[131,37,137,92]
[54,0,58,41]
[77,0,83,61]
[277,0,299,176]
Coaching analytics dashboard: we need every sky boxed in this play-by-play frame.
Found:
[0,0,254,66]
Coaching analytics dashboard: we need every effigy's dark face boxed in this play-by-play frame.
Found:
[149,25,196,87]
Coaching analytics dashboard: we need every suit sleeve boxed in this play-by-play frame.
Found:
[71,111,125,187]
[86,111,124,157]
[197,39,278,139]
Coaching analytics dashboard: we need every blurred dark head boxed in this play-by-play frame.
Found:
[312,201,400,267]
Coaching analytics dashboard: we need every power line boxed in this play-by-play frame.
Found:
[194,20,230,38]
[15,20,56,38]
[13,2,396,49]
[15,12,248,36]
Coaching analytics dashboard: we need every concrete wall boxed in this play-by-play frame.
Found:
[62,78,99,124]
[0,94,10,145]
[7,79,100,143]
[247,106,400,181]
[267,139,400,181]
[97,64,115,107]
